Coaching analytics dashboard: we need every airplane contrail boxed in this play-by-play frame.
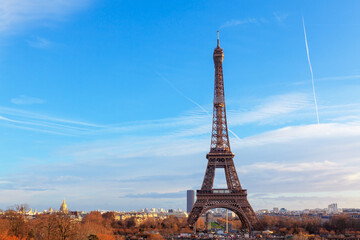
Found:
[157,72,242,142]
[302,17,320,125]
[156,72,210,115]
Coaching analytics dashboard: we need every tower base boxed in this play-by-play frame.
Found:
[187,190,261,230]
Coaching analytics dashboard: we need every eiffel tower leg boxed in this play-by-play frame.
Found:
[187,199,206,226]
[233,203,252,229]
[201,165,215,190]
[241,205,261,230]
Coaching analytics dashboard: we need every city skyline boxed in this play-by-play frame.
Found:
[1,0,360,211]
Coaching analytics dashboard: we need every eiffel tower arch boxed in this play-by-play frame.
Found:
[187,32,261,230]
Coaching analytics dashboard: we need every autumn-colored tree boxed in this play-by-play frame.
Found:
[125,217,137,229]
[77,211,117,240]
[102,212,116,230]
[0,232,21,240]
[3,207,360,240]
[328,215,349,234]
[139,218,158,230]
[231,220,242,230]
[84,212,103,225]
[5,210,29,239]
[32,213,58,240]
[56,213,73,240]
[196,218,205,231]
[259,215,277,229]
[97,233,116,240]
[0,219,10,236]
[147,233,164,240]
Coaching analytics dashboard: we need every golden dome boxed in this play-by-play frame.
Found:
[60,199,68,214]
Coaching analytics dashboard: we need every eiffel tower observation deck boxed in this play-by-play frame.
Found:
[187,32,261,230]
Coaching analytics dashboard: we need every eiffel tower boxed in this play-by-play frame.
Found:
[187,32,260,230]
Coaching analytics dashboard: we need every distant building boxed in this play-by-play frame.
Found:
[273,207,279,213]
[60,199,68,214]
[187,190,195,213]
[328,203,338,214]
[343,208,360,213]
[257,209,269,214]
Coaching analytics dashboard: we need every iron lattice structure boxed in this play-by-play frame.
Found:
[187,33,260,230]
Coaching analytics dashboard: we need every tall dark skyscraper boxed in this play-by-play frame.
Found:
[187,190,195,213]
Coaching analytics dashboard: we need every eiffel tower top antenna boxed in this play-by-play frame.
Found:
[217,31,220,47]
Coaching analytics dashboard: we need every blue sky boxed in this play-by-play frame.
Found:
[1,0,360,212]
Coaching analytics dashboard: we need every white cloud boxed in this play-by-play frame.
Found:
[234,123,360,147]
[0,92,309,136]
[3,91,360,210]
[220,13,289,29]
[0,0,90,34]
[245,160,340,173]
[220,18,257,29]
[11,95,45,105]
[3,120,360,210]
[228,93,310,126]
[273,12,289,23]
[317,74,360,82]
[27,37,51,48]
[0,106,103,135]
[293,74,360,86]
[228,122,360,209]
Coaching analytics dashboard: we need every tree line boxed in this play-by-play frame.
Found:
[1,209,360,239]
[259,214,360,236]
[0,210,192,240]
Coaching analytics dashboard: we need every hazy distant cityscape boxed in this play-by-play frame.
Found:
[1,198,360,239]
[2,197,359,224]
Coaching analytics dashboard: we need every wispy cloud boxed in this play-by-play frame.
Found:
[27,37,51,48]
[229,93,310,126]
[0,106,103,135]
[3,90,360,140]
[123,191,186,199]
[0,92,309,136]
[0,0,90,34]
[293,74,360,85]
[2,91,360,210]
[233,123,360,148]
[220,13,289,29]
[220,18,257,29]
[250,192,360,210]
[3,91,360,210]
[317,74,360,82]
[245,160,340,173]
[11,95,45,105]
[273,12,289,23]
[4,121,360,210]
[233,123,360,194]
